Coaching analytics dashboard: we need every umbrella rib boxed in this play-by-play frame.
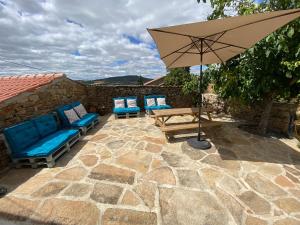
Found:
[203,31,227,53]
[203,39,224,64]
[177,51,200,54]
[203,45,231,54]
[166,43,196,68]
[203,9,300,39]
[203,38,247,50]
[149,29,198,39]
[178,45,232,54]
[189,37,202,53]
[161,41,195,59]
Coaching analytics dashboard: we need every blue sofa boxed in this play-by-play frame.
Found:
[113,97,140,118]
[144,95,172,114]
[56,101,99,134]
[3,114,80,168]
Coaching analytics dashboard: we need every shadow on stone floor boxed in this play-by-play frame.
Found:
[204,123,300,168]
[0,115,111,196]
[0,139,92,196]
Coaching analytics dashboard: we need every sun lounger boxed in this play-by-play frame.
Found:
[144,95,171,115]
[113,96,140,119]
[56,101,99,135]
[3,114,80,168]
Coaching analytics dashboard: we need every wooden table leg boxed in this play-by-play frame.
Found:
[156,118,163,127]
[164,116,172,124]
[192,113,199,122]
[207,112,212,121]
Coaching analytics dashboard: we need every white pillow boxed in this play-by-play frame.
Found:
[127,99,137,108]
[157,97,166,106]
[114,99,125,108]
[64,109,80,124]
[146,98,156,106]
[73,104,87,118]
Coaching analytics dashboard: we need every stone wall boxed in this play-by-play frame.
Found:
[0,77,87,171]
[86,85,193,114]
[226,100,299,135]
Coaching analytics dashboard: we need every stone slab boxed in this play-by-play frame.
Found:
[159,187,230,225]
[90,183,123,204]
[34,198,100,225]
[89,164,135,184]
[102,208,157,225]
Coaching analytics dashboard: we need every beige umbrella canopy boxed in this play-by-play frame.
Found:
[148,8,300,68]
[147,9,300,149]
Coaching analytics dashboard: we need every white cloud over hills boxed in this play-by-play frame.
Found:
[0,0,212,80]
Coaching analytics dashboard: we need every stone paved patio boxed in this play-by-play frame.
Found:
[0,114,300,225]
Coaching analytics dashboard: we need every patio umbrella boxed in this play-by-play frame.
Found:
[147,8,300,149]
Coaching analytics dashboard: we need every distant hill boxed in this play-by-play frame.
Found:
[79,75,152,86]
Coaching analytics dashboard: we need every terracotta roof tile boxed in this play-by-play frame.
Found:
[0,73,64,103]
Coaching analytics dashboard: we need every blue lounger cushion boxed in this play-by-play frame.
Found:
[4,121,40,155]
[113,107,140,114]
[13,129,79,158]
[71,113,98,127]
[32,114,58,138]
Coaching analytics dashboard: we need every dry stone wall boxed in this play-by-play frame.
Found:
[227,100,299,135]
[86,85,193,114]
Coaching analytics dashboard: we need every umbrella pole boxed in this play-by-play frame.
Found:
[197,41,203,141]
[188,39,211,150]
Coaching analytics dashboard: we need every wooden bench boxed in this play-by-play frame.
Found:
[161,121,222,141]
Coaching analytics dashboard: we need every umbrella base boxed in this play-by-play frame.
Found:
[187,137,211,150]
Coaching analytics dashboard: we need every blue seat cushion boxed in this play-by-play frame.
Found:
[4,121,40,154]
[13,129,79,158]
[113,107,140,114]
[56,104,73,127]
[71,113,98,128]
[32,114,58,138]
[145,105,171,110]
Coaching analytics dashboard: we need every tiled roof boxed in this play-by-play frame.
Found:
[0,73,64,103]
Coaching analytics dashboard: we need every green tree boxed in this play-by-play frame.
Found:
[182,72,211,106]
[164,66,210,106]
[203,0,300,134]
[164,67,192,86]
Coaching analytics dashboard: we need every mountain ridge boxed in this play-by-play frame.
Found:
[78,75,152,85]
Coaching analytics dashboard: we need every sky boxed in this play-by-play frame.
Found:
[0,0,213,80]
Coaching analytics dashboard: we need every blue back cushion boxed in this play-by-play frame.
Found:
[56,104,73,127]
[70,101,81,108]
[113,97,138,108]
[32,114,58,138]
[144,95,166,106]
[4,121,40,154]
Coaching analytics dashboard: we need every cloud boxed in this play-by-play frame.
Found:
[0,0,212,80]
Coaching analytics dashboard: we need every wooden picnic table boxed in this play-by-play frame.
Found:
[152,107,221,141]
[152,107,212,127]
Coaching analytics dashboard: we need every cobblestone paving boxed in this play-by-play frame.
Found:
[0,114,300,225]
